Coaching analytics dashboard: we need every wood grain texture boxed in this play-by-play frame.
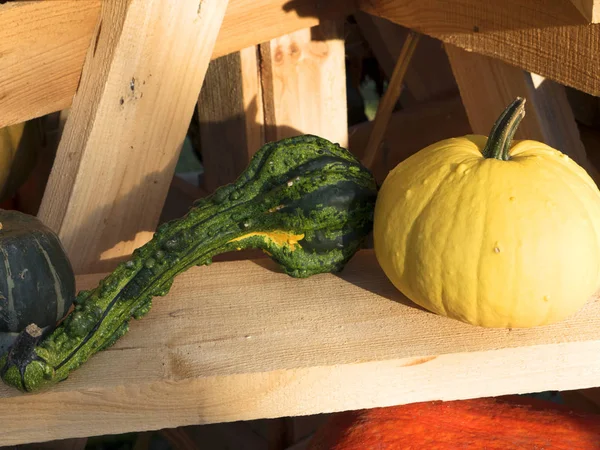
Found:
[2,251,600,445]
[198,47,264,194]
[445,44,597,180]
[570,0,600,22]
[260,21,349,147]
[359,0,600,96]
[0,1,101,129]
[36,0,229,275]
[0,0,355,129]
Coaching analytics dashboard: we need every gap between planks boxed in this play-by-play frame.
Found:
[1,251,600,445]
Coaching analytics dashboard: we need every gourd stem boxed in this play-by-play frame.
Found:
[482,97,526,161]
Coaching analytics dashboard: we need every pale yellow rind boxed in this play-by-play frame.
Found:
[374,135,600,328]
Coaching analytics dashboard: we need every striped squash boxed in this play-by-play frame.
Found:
[1,134,377,392]
[0,210,75,354]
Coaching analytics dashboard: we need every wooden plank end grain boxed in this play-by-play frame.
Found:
[1,251,600,445]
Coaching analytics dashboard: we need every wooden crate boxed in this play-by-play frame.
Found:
[1,0,600,447]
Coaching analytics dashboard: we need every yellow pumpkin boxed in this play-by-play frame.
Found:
[373,98,600,328]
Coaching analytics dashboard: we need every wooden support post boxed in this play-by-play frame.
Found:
[260,21,348,147]
[198,20,348,191]
[37,0,229,274]
[445,44,598,181]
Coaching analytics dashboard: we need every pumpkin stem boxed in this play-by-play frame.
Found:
[482,97,526,161]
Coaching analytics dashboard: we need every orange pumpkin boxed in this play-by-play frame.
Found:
[308,396,600,449]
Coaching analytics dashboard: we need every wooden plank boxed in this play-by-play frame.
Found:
[570,0,600,22]
[200,20,348,191]
[353,12,458,106]
[362,31,420,169]
[260,21,348,147]
[358,0,600,96]
[0,0,355,129]
[198,46,264,194]
[36,0,229,275]
[445,44,598,181]
[2,250,600,445]
[0,1,101,129]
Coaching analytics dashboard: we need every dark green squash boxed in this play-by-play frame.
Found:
[0,134,377,392]
[0,210,76,354]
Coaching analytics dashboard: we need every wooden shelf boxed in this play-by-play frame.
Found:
[2,251,600,446]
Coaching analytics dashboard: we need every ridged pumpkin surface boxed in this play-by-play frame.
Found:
[374,106,600,328]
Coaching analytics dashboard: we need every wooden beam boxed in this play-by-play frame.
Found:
[0,0,356,129]
[570,0,600,22]
[260,21,348,147]
[36,0,229,275]
[445,44,598,181]
[2,251,600,445]
[358,0,600,96]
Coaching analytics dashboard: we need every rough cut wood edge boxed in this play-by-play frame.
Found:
[1,251,600,446]
[358,0,600,96]
[0,0,356,129]
[37,0,229,275]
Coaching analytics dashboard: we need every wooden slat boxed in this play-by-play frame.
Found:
[260,21,348,147]
[445,44,598,181]
[36,0,229,275]
[362,31,420,169]
[0,0,355,129]
[358,0,600,96]
[2,251,600,445]
[198,46,264,194]
[353,12,458,106]
[570,0,600,22]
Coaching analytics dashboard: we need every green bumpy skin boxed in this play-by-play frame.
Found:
[0,134,377,392]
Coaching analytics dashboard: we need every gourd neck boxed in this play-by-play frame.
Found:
[482,97,526,161]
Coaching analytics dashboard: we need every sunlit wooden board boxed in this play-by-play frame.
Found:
[1,251,600,445]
